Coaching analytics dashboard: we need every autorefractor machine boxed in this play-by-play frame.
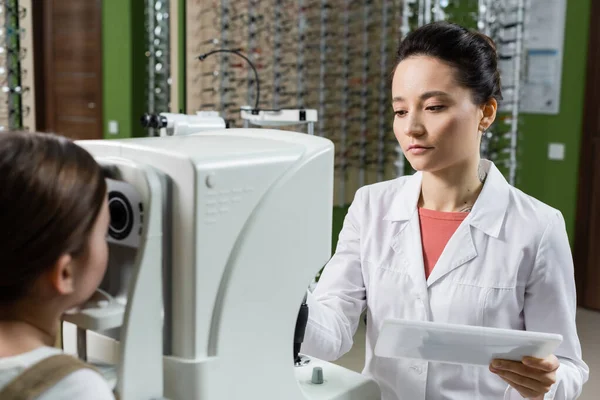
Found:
[61,127,381,399]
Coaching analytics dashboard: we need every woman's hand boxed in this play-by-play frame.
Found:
[489,355,559,399]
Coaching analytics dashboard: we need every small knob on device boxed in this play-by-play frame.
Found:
[140,113,168,129]
[140,113,153,128]
[311,367,324,384]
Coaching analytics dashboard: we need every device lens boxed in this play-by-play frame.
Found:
[108,191,134,240]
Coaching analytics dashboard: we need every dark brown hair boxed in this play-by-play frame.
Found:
[0,132,106,303]
[395,21,503,104]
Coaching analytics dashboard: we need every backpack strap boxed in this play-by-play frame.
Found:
[0,354,98,400]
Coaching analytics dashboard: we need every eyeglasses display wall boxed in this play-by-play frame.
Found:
[146,0,173,136]
[185,0,525,205]
[0,3,7,132]
[477,0,524,185]
[0,0,33,132]
[187,0,405,206]
[396,0,525,186]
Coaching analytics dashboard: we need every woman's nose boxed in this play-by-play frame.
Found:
[404,113,426,137]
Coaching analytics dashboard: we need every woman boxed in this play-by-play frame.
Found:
[0,132,114,399]
[301,22,588,400]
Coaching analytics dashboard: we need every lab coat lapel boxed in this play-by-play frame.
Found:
[391,214,430,304]
[382,161,510,302]
[426,161,510,287]
[384,172,431,310]
[426,222,477,287]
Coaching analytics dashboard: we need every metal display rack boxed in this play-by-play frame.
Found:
[145,0,172,136]
[395,0,525,185]
[187,0,403,206]
[1,0,27,131]
[477,0,525,185]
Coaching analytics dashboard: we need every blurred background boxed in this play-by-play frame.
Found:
[1,0,598,397]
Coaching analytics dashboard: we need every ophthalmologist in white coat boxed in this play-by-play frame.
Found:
[301,21,588,400]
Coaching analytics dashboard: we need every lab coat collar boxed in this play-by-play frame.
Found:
[383,160,509,239]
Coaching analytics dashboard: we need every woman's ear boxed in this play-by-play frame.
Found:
[479,98,498,132]
[47,254,75,295]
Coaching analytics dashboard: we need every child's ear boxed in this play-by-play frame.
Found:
[47,254,75,295]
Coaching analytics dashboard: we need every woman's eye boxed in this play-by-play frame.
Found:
[426,105,446,112]
[394,110,407,117]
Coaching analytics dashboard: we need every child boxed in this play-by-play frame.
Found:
[0,132,114,399]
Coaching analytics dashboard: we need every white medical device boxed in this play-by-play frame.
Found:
[62,129,380,400]
[241,107,318,135]
[140,111,227,136]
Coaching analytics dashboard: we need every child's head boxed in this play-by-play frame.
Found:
[0,132,109,315]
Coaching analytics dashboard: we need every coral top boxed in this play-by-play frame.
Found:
[418,208,469,279]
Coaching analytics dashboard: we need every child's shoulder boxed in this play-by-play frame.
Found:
[0,347,114,400]
[40,367,115,400]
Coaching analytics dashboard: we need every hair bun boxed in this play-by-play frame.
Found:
[395,21,503,104]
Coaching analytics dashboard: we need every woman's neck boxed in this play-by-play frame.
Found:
[419,158,487,212]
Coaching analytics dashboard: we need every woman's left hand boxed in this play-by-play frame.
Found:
[489,355,559,399]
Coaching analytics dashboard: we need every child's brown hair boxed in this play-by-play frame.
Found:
[0,131,106,303]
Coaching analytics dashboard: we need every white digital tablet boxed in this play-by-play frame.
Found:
[374,319,563,367]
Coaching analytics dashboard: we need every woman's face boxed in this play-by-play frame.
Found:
[391,56,489,173]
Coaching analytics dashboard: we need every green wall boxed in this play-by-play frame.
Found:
[102,0,146,140]
[102,0,185,138]
[518,0,591,244]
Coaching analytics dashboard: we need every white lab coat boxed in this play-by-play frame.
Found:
[302,160,589,400]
